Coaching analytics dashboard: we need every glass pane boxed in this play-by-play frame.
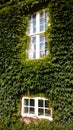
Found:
[33,15,36,33]
[40,12,45,32]
[33,52,36,59]
[24,99,28,106]
[32,36,36,59]
[40,37,45,50]
[40,35,44,42]
[28,17,31,34]
[30,99,34,106]
[40,35,45,57]
[24,107,28,113]
[30,107,34,114]
[40,51,45,57]
[45,100,48,108]
[45,12,48,29]
[33,44,36,51]
[40,43,45,50]
[33,20,36,26]
[45,109,51,116]
[38,108,44,116]
[33,27,36,33]
[40,19,44,24]
[32,37,36,43]
[33,15,36,23]
[38,100,43,107]
[40,12,44,22]
[40,24,44,32]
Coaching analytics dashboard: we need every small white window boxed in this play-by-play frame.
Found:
[21,97,53,121]
[28,10,49,59]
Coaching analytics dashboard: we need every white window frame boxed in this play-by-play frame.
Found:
[21,97,53,121]
[28,9,49,59]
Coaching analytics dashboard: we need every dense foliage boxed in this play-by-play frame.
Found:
[0,0,73,129]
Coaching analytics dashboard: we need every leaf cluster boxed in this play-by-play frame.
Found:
[0,0,73,129]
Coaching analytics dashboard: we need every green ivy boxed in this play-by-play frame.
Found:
[0,0,73,129]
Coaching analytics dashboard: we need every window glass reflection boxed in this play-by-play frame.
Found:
[38,108,44,116]
[30,108,34,114]
[45,109,51,116]
[40,12,45,32]
[24,107,28,113]
[45,100,48,107]
[33,15,36,33]
[30,99,35,106]
[38,100,43,107]
[24,99,28,106]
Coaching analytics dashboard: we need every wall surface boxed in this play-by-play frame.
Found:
[0,0,73,129]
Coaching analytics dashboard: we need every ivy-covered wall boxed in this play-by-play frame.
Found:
[0,0,73,130]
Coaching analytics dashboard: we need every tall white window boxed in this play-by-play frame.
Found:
[21,97,53,121]
[28,10,48,59]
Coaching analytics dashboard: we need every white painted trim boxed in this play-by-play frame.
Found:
[21,97,53,121]
[28,10,48,59]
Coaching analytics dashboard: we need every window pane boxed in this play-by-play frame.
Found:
[30,108,35,114]
[24,107,28,113]
[40,35,44,42]
[45,109,51,116]
[38,108,44,116]
[40,12,45,32]
[38,100,43,107]
[32,37,36,59]
[40,36,45,50]
[32,37,36,51]
[33,15,36,33]
[40,24,44,32]
[40,12,44,21]
[45,41,49,55]
[28,18,31,34]
[30,99,35,106]
[24,99,28,106]
[40,51,45,57]
[33,27,36,33]
[33,44,36,51]
[33,15,36,25]
[45,12,48,29]
[32,37,36,43]
[40,36,45,57]
[33,52,36,59]
[40,44,45,50]
[45,100,48,108]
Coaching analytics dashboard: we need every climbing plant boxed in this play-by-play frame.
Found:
[0,0,73,129]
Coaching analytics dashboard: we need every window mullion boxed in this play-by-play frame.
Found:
[28,38,33,59]
[35,98,38,117]
[36,35,40,58]
[36,12,39,59]
[44,100,45,116]
[28,99,30,114]
[44,11,45,31]
[36,12,39,33]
